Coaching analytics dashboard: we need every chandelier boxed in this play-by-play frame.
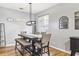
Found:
[26,3,36,26]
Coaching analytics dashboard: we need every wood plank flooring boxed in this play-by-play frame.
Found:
[0,46,70,56]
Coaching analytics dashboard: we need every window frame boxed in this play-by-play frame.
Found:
[37,14,49,32]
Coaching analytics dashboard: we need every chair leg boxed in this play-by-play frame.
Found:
[48,46,50,56]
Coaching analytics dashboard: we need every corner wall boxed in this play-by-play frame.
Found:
[35,3,79,51]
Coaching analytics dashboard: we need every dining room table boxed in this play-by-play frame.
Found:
[18,33,42,56]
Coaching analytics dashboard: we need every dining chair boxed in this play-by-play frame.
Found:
[35,32,51,56]
[34,32,41,42]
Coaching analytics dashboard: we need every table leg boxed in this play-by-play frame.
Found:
[15,41,17,51]
[71,50,76,56]
[32,39,36,56]
[15,41,17,55]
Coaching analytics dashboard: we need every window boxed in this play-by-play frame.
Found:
[37,15,49,32]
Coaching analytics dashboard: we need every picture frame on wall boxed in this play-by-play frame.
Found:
[59,16,69,29]
[7,17,14,22]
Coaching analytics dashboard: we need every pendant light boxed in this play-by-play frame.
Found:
[26,3,36,26]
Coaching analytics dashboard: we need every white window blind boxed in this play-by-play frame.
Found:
[37,15,49,32]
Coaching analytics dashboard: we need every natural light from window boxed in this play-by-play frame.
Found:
[37,15,49,32]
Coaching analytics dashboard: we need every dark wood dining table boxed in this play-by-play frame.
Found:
[18,34,42,56]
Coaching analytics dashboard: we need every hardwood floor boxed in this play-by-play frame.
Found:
[0,46,70,56]
[49,47,70,56]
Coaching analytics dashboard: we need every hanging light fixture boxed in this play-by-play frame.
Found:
[26,3,36,26]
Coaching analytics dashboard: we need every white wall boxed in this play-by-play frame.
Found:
[35,3,79,51]
[0,7,35,46]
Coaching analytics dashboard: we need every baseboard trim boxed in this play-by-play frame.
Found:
[50,46,71,54]
[6,44,15,46]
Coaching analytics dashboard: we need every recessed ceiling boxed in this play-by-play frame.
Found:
[0,3,58,14]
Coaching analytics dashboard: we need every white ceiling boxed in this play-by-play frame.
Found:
[0,3,58,14]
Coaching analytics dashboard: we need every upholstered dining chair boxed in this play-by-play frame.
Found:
[35,32,51,56]
[34,32,41,42]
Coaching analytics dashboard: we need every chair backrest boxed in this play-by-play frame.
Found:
[41,32,51,44]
